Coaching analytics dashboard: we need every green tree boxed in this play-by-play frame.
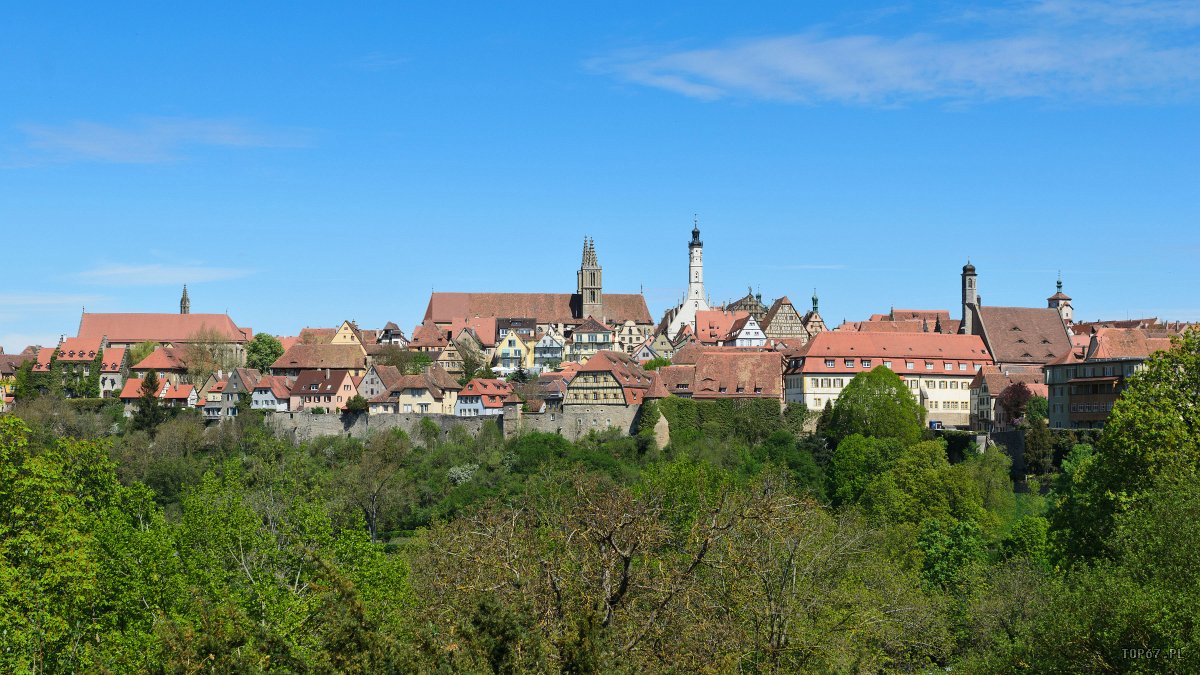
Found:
[245,332,284,373]
[642,357,672,371]
[376,345,432,374]
[344,394,369,415]
[1025,395,1048,423]
[1055,330,1200,561]
[824,366,924,447]
[131,371,166,432]
[183,326,239,384]
[996,381,1032,423]
[828,434,904,506]
[1023,417,1053,476]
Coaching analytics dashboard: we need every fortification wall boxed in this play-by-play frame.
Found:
[267,411,494,443]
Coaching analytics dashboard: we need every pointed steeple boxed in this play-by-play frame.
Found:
[180,285,190,315]
[811,289,819,313]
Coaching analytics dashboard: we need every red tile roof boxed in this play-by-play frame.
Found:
[799,331,993,374]
[695,310,750,345]
[289,369,354,396]
[461,378,513,408]
[969,365,1044,395]
[423,292,652,325]
[100,348,126,373]
[56,337,103,362]
[254,375,293,400]
[1087,328,1173,360]
[577,350,655,404]
[972,306,1071,365]
[659,347,784,400]
[271,344,366,371]
[132,347,189,372]
[78,313,250,344]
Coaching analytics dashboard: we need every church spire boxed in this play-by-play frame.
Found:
[180,285,190,315]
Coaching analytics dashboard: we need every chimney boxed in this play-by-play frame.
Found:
[325,368,330,379]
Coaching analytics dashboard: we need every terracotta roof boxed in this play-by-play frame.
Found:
[132,347,188,372]
[659,348,784,400]
[695,310,750,345]
[290,369,353,396]
[409,320,450,349]
[367,365,404,391]
[32,347,55,372]
[78,313,250,344]
[574,316,611,334]
[254,375,293,400]
[271,344,366,371]
[576,350,655,404]
[119,378,146,399]
[56,337,103,362]
[1087,328,1173,360]
[163,383,194,400]
[969,365,1044,395]
[460,378,513,408]
[869,309,952,323]
[799,331,993,374]
[232,368,261,391]
[298,327,337,344]
[973,306,1071,365]
[448,317,498,347]
[423,292,652,325]
[278,336,300,351]
[118,377,193,401]
[100,348,126,373]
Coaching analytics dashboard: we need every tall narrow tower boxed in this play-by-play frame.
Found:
[1047,273,1073,325]
[667,217,712,338]
[687,219,705,304]
[960,261,977,334]
[577,237,603,319]
[180,285,191,315]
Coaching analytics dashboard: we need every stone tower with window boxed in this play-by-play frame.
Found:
[960,261,977,334]
[180,285,190,315]
[1047,273,1073,325]
[577,237,603,319]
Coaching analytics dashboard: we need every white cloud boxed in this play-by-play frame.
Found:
[77,263,252,286]
[0,292,106,307]
[590,2,1200,105]
[12,116,310,164]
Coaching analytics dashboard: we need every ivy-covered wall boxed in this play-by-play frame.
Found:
[657,397,795,446]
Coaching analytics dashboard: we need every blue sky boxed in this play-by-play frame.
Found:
[2,1,1198,351]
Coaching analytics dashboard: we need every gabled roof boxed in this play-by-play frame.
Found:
[32,347,55,372]
[574,316,611,334]
[969,365,1044,394]
[232,367,262,391]
[1086,328,1173,360]
[254,375,293,400]
[367,365,405,391]
[695,310,750,344]
[0,351,35,376]
[271,344,366,371]
[100,348,126,373]
[460,378,513,408]
[133,347,189,372]
[973,306,1071,365]
[423,292,652,325]
[576,350,655,404]
[290,369,353,395]
[761,296,798,330]
[409,320,450,349]
[78,313,250,344]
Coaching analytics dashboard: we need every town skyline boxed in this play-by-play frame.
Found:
[3,2,1198,351]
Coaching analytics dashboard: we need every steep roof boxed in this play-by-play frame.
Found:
[761,296,796,330]
[368,365,405,391]
[460,378,513,409]
[577,350,655,404]
[254,375,293,400]
[78,313,250,344]
[0,351,35,376]
[100,348,126,373]
[290,369,353,395]
[423,292,652,325]
[132,347,188,372]
[271,344,366,371]
[574,316,611,334]
[695,310,749,345]
[973,306,1071,365]
[409,320,450,349]
[32,347,55,372]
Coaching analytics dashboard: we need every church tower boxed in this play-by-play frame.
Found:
[577,237,603,319]
[1047,273,1073,325]
[960,261,977,334]
[180,285,190,315]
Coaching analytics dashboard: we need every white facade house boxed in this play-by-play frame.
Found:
[729,315,767,347]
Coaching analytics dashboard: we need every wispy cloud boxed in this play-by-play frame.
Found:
[590,1,1200,105]
[77,263,252,286]
[765,263,847,271]
[11,116,310,164]
[350,51,409,71]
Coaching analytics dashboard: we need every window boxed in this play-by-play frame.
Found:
[844,358,855,368]
[821,378,831,388]
[825,359,835,368]
[883,360,892,368]
[861,359,872,368]
[959,363,967,371]
[834,379,843,388]
[939,381,947,389]
[811,378,820,387]
[945,363,953,371]
[403,404,412,412]
[906,361,914,370]
[925,362,934,370]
